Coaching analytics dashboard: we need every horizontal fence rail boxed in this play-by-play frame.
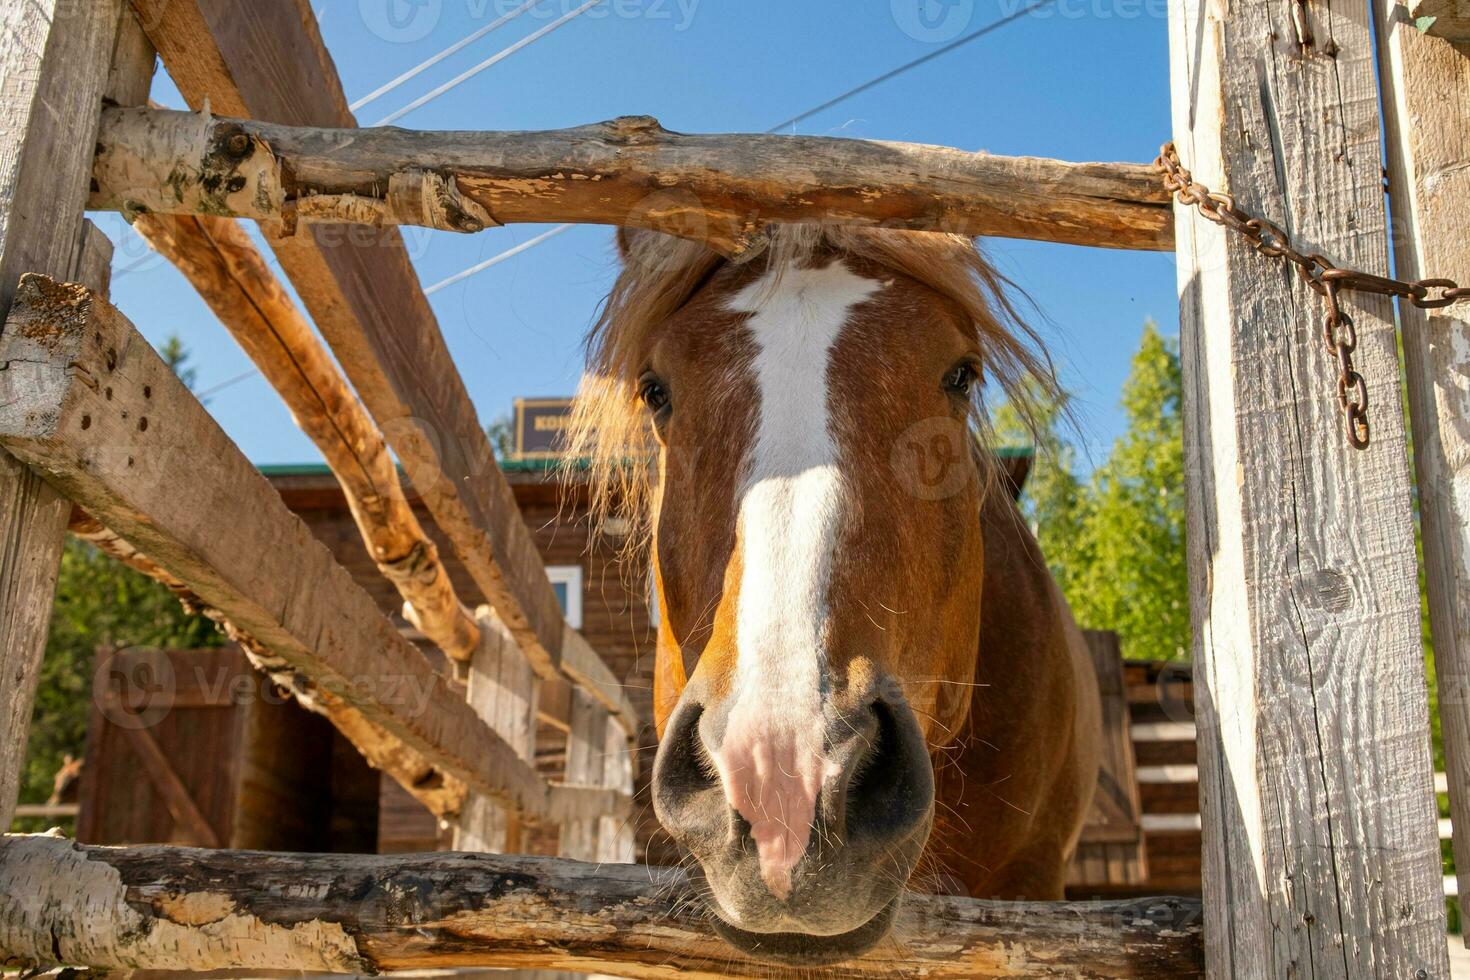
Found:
[90,107,1174,253]
[0,837,1204,978]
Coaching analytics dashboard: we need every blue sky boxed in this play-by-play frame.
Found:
[99,0,1178,469]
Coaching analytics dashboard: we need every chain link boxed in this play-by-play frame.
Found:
[1156,142,1470,449]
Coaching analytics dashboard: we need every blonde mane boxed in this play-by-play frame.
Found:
[564,225,1058,552]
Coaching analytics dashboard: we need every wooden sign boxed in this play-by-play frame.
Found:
[513,398,574,459]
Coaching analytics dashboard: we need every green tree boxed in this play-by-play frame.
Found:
[1069,322,1188,660]
[158,335,196,390]
[486,412,514,461]
[991,378,1090,600]
[992,321,1188,661]
[13,335,223,833]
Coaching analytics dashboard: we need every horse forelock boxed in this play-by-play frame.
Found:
[565,225,1058,565]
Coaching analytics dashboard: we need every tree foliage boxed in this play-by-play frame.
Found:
[993,321,1188,660]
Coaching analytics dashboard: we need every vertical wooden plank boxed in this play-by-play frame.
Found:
[0,0,126,828]
[0,455,70,830]
[1374,4,1470,909]
[105,5,155,107]
[597,717,635,864]
[453,608,539,853]
[560,689,605,861]
[1167,0,1448,973]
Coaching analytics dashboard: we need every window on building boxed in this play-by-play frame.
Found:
[545,565,583,630]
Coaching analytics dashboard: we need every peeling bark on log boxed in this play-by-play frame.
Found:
[0,836,1204,978]
[130,211,480,663]
[91,107,1173,252]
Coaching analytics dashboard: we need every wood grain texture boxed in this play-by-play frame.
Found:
[0,0,126,830]
[1375,1,1470,911]
[597,698,637,863]
[90,107,1174,252]
[560,689,606,861]
[0,456,70,831]
[128,0,576,689]
[130,212,481,663]
[70,495,472,824]
[1167,0,1448,974]
[0,836,1204,977]
[453,608,539,853]
[0,277,549,821]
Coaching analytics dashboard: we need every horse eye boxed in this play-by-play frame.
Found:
[943,363,976,396]
[640,376,670,413]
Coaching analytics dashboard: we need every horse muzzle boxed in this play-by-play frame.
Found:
[652,677,934,964]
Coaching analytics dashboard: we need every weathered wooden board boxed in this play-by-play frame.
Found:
[1376,1,1470,910]
[0,276,548,821]
[560,689,606,861]
[0,0,127,829]
[0,836,1205,977]
[0,455,72,832]
[597,703,637,863]
[453,608,539,853]
[1407,0,1470,40]
[91,107,1173,252]
[1167,0,1449,974]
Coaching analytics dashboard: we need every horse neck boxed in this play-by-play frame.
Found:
[964,485,1085,745]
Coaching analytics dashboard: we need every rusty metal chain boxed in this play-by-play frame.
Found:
[1156,141,1470,449]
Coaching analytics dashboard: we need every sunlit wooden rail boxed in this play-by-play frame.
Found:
[0,837,1204,978]
[90,106,1173,254]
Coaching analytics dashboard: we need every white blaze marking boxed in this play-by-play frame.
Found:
[711,258,882,903]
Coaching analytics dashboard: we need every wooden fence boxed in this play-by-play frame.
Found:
[1,0,1467,975]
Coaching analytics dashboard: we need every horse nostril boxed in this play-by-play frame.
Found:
[842,698,934,846]
[651,702,724,842]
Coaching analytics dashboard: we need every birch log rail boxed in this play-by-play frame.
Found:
[0,836,1204,978]
[89,107,1174,253]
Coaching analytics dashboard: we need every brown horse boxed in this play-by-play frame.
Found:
[570,225,1101,966]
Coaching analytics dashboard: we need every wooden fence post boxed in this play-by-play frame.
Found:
[1166,0,1450,973]
[1375,4,1470,910]
[0,0,125,828]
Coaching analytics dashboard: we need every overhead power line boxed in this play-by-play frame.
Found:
[351,0,542,112]
[765,0,1057,134]
[196,368,259,399]
[425,224,573,294]
[423,2,1052,290]
[375,0,604,127]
